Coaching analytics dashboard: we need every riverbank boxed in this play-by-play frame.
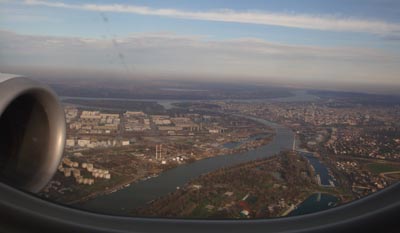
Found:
[281,199,304,216]
[67,177,138,205]
[66,128,274,205]
[288,193,339,216]
[133,152,321,218]
[78,116,294,214]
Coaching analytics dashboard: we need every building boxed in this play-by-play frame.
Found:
[66,139,75,147]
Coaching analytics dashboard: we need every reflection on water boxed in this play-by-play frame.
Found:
[289,193,339,216]
[299,152,336,187]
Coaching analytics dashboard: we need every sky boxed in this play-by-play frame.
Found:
[0,0,400,93]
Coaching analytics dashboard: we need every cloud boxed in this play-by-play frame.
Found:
[0,30,393,60]
[1,29,399,87]
[0,3,58,23]
[23,0,400,36]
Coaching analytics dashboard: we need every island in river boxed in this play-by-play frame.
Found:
[77,115,348,217]
[133,151,342,218]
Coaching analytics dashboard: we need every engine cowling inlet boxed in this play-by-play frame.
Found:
[0,78,65,193]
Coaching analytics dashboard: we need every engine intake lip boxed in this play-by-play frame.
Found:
[0,78,65,193]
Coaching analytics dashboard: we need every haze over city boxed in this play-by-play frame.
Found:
[1,0,400,94]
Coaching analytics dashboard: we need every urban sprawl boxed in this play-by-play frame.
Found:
[41,95,400,218]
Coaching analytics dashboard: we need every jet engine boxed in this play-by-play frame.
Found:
[0,77,65,193]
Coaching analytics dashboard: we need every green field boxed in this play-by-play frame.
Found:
[366,163,400,174]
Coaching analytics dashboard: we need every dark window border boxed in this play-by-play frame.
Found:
[0,182,399,233]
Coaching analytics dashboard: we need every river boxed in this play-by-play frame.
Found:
[79,117,294,215]
[289,193,339,216]
[298,152,336,187]
[74,91,334,216]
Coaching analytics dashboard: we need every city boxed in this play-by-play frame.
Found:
[41,101,274,204]
[39,90,400,218]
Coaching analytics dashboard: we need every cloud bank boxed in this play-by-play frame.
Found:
[23,0,400,36]
[1,30,399,91]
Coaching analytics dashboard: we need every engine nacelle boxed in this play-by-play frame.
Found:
[0,77,65,193]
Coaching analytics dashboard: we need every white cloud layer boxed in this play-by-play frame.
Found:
[1,30,399,91]
[23,0,400,36]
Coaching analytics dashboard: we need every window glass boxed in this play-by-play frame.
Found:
[1,0,399,219]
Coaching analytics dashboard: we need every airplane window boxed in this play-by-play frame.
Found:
[0,0,399,219]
